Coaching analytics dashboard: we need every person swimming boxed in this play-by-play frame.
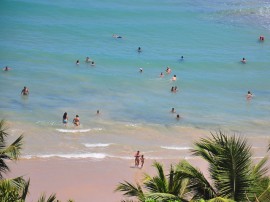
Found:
[139,68,143,73]
[246,91,253,99]
[76,60,80,65]
[112,34,122,38]
[241,58,246,64]
[3,66,11,71]
[171,108,175,113]
[160,72,164,77]
[21,86,29,95]
[91,61,95,66]
[137,47,142,53]
[166,67,171,74]
[85,57,92,63]
[259,36,265,41]
[172,75,177,81]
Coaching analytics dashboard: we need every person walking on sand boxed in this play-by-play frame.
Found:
[140,155,144,168]
[134,151,140,167]
[73,115,80,126]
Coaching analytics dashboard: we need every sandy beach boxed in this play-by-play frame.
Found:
[6,157,210,202]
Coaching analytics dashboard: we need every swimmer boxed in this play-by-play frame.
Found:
[160,72,164,78]
[137,47,142,53]
[172,75,177,81]
[76,60,80,65]
[91,61,95,66]
[112,34,122,38]
[166,67,171,74]
[171,108,175,113]
[73,115,80,126]
[241,58,246,64]
[174,86,178,92]
[85,57,92,63]
[176,114,181,119]
[259,36,264,41]
[21,86,29,95]
[246,91,253,100]
[3,66,11,71]
[139,68,143,73]
[96,110,100,115]
[63,112,68,126]
[171,86,174,92]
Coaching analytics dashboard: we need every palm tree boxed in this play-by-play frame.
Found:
[115,161,190,202]
[176,131,270,201]
[0,119,23,178]
[0,119,28,201]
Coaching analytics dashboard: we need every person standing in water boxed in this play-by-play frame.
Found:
[246,91,253,100]
[63,112,68,126]
[73,115,80,126]
[21,86,29,95]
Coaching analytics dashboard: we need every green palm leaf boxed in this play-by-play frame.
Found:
[257,185,270,202]
[191,132,254,201]
[176,160,216,199]
[146,192,180,201]
[115,181,145,202]
[37,193,57,202]
[0,120,23,178]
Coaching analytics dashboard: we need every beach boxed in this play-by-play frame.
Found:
[7,158,209,202]
[1,0,270,201]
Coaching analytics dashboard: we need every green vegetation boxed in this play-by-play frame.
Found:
[116,131,270,202]
[0,120,73,202]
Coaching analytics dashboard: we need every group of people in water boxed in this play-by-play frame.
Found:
[76,57,95,66]
[62,112,80,127]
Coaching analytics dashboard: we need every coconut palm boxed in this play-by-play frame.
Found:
[0,119,23,178]
[115,161,190,202]
[0,119,28,202]
[176,131,270,201]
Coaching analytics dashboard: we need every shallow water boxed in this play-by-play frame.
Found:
[1,0,270,160]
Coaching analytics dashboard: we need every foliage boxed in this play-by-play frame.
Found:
[178,131,270,201]
[116,131,270,202]
[116,161,190,202]
[0,120,74,202]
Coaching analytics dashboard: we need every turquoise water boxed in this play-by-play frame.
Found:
[1,0,270,159]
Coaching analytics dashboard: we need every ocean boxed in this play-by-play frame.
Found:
[1,0,270,160]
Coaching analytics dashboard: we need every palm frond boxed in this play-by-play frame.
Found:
[0,120,8,143]
[37,193,57,202]
[143,162,168,193]
[257,185,270,202]
[146,192,180,201]
[177,160,216,199]
[207,197,235,202]
[115,181,145,202]
[20,178,30,200]
[2,135,24,160]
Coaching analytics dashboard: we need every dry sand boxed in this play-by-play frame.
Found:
[7,157,208,202]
